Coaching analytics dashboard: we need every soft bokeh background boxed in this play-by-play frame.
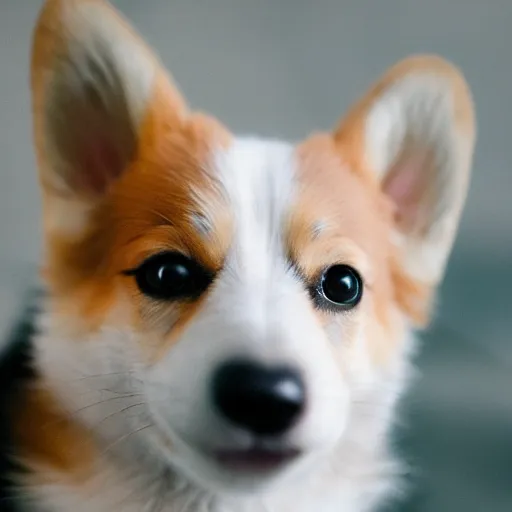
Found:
[1,1,511,511]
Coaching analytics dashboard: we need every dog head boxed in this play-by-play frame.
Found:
[30,0,475,494]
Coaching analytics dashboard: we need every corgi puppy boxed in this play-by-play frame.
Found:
[0,0,475,511]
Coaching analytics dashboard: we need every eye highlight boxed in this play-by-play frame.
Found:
[315,264,363,310]
[124,252,213,301]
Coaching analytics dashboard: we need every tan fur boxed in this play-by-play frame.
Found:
[290,134,400,364]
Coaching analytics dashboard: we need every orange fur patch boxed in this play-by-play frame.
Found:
[290,133,431,364]
[43,101,233,337]
[13,386,97,483]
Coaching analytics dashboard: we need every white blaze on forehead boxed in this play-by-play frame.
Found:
[215,137,297,283]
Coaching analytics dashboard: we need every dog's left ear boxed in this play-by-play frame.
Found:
[335,55,476,286]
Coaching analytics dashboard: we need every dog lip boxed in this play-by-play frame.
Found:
[212,447,301,472]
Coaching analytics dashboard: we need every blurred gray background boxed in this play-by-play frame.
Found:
[1,1,511,511]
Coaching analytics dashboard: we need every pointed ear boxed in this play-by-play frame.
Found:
[335,55,476,285]
[31,0,188,200]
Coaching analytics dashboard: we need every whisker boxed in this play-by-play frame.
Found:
[93,402,147,429]
[98,387,143,396]
[37,393,147,434]
[72,370,141,382]
[101,423,153,456]
[69,393,145,417]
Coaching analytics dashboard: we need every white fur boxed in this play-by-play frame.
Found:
[32,137,413,512]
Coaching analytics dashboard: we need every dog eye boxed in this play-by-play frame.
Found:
[127,252,212,300]
[319,265,363,309]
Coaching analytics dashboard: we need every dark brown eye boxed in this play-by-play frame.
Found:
[126,252,212,300]
[320,265,363,309]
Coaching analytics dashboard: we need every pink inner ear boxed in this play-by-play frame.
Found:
[382,150,431,232]
[61,95,134,196]
[76,132,124,195]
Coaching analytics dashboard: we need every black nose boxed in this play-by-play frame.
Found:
[211,359,306,436]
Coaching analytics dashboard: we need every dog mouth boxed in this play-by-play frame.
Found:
[148,405,303,477]
[212,446,301,473]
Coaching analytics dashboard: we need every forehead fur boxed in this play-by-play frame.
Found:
[291,134,394,271]
[44,107,427,339]
[216,138,296,285]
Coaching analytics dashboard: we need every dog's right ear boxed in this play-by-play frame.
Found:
[334,56,475,289]
[31,0,188,201]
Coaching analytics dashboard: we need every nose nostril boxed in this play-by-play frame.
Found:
[211,359,306,437]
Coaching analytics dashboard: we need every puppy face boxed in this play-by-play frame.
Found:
[31,0,475,493]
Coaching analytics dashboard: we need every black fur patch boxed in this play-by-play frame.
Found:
[0,291,40,511]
